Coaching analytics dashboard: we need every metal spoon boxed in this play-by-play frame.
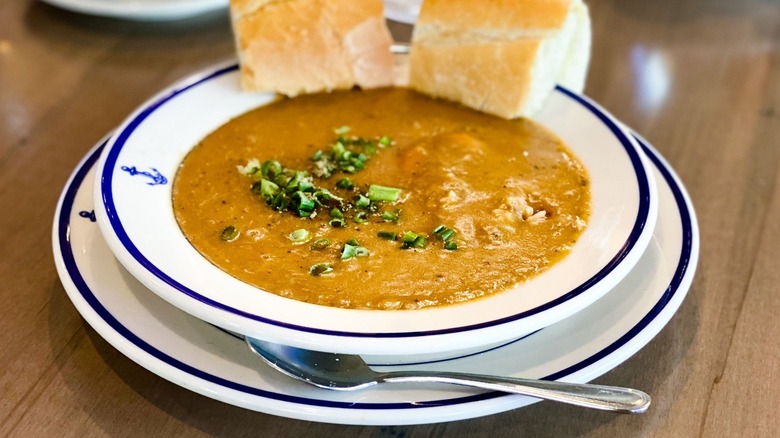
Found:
[245,337,651,414]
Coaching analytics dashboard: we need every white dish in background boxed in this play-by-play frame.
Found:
[40,0,228,21]
[54,132,697,425]
[91,61,657,361]
[383,0,421,24]
[40,0,418,22]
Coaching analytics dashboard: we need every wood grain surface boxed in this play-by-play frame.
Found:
[1,0,779,436]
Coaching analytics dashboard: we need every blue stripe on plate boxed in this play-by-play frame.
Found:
[98,65,653,338]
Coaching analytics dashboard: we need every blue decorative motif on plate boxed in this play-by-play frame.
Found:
[120,166,167,186]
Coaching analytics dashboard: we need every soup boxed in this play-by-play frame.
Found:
[172,88,589,310]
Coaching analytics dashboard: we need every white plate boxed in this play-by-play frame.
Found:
[40,0,417,22]
[54,131,696,424]
[384,0,421,24]
[91,62,658,360]
[40,0,228,21]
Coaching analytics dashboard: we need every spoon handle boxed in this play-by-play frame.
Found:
[379,372,650,413]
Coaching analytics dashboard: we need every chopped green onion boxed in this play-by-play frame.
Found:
[261,160,282,178]
[341,243,369,260]
[401,231,427,249]
[285,171,314,193]
[354,211,368,223]
[310,238,332,250]
[272,172,291,187]
[255,179,279,202]
[346,238,360,246]
[288,228,310,244]
[363,143,377,156]
[330,208,344,219]
[271,192,290,211]
[334,125,351,135]
[433,225,458,249]
[377,231,398,241]
[309,263,333,276]
[401,231,418,244]
[313,189,343,208]
[367,185,401,202]
[291,191,316,217]
[341,244,358,260]
[329,218,346,228]
[432,225,457,242]
[378,136,392,146]
[355,194,371,209]
[284,171,304,192]
[412,235,428,249]
[220,225,239,242]
[336,178,354,190]
[381,209,400,223]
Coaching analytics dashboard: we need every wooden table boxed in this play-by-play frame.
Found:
[2,0,778,436]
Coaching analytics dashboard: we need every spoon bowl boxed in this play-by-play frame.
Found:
[246,337,651,414]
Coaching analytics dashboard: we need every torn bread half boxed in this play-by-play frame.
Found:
[408,0,591,119]
[229,0,395,96]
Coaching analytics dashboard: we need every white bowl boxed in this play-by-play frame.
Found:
[93,61,657,362]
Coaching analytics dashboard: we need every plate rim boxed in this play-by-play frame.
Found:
[40,0,227,20]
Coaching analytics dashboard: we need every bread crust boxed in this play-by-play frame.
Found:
[415,0,574,37]
[409,0,590,119]
[230,0,394,96]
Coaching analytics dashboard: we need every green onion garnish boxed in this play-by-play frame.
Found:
[261,160,282,178]
[341,243,369,260]
[433,225,457,242]
[309,263,333,276]
[271,192,290,211]
[412,235,428,249]
[310,238,332,250]
[367,185,401,202]
[377,231,398,241]
[313,189,343,209]
[220,225,239,242]
[240,130,399,224]
[381,209,400,223]
[329,218,346,228]
[288,228,310,244]
[255,179,279,202]
[401,231,418,244]
[433,225,458,249]
[346,238,360,246]
[401,231,427,249]
[336,178,354,190]
[330,208,344,220]
[355,194,371,209]
[291,191,316,217]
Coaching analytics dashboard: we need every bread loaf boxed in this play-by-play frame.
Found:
[408,0,591,119]
[229,0,395,96]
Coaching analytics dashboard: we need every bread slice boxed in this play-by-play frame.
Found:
[229,0,395,96]
[408,0,591,119]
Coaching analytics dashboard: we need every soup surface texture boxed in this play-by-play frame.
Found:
[172,88,590,310]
